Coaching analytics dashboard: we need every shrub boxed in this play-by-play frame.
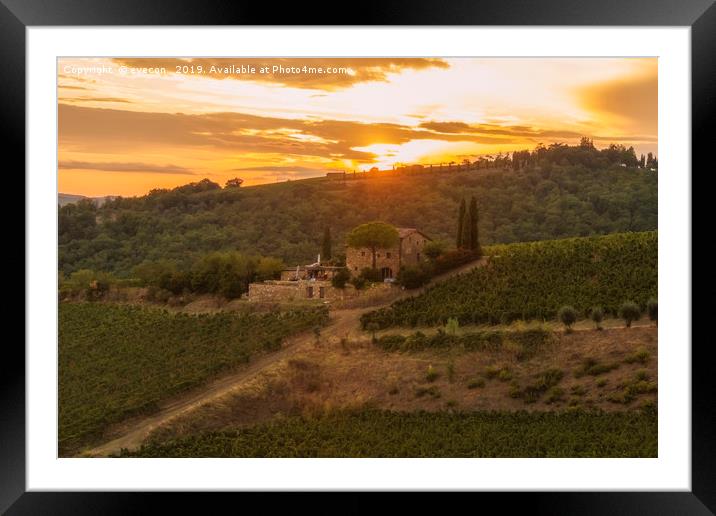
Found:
[365,322,380,343]
[558,305,578,330]
[467,378,485,389]
[397,265,430,289]
[447,361,456,383]
[331,268,351,289]
[445,317,459,335]
[350,276,367,290]
[432,248,481,275]
[426,365,439,382]
[484,365,508,380]
[545,386,565,404]
[624,348,650,365]
[570,385,587,397]
[404,331,429,351]
[647,297,658,322]
[415,385,441,398]
[374,334,406,351]
[619,301,641,327]
[424,241,446,261]
[574,358,619,378]
[590,307,604,330]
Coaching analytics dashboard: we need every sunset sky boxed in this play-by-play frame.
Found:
[58,57,657,197]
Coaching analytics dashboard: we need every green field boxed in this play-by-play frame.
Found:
[117,409,657,458]
[59,303,327,455]
[362,231,657,329]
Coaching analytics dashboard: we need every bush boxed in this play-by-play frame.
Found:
[331,268,351,289]
[424,241,446,261]
[467,378,485,389]
[619,301,641,327]
[574,358,619,378]
[350,276,367,290]
[396,265,430,289]
[558,305,577,330]
[647,298,658,322]
[445,317,459,335]
[624,348,650,365]
[590,307,604,330]
[425,365,439,382]
[432,248,480,275]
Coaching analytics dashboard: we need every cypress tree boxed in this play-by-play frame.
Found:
[456,198,466,248]
[461,208,471,250]
[322,227,332,261]
[468,196,478,251]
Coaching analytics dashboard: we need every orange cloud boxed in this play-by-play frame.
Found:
[577,71,657,135]
[59,160,194,174]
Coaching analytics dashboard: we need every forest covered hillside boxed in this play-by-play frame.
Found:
[59,146,657,277]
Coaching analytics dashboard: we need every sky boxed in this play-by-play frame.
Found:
[58,57,657,197]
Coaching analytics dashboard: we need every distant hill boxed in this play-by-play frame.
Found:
[58,161,657,277]
[58,193,116,207]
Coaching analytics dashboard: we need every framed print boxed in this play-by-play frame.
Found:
[6,0,714,513]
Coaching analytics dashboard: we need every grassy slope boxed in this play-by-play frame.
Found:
[59,303,326,455]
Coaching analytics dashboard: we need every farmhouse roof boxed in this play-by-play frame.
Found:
[397,227,432,241]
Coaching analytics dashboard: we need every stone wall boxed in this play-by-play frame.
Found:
[399,232,430,266]
[248,280,356,303]
[345,245,401,277]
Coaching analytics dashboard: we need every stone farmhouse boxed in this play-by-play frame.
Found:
[248,227,431,302]
[345,228,432,281]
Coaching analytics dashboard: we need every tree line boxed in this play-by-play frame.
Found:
[58,141,657,279]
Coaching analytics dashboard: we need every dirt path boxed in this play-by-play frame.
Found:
[82,258,488,457]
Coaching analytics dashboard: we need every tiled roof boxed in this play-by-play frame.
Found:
[397,227,431,240]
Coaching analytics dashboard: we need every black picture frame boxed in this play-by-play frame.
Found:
[5,0,713,513]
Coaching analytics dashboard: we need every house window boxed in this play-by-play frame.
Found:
[354,266,358,271]
[307,286,314,298]
[377,253,381,258]
[361,251,365,257]
[319,287,326,299]
[417,252,421,261]
[386,252,392,259]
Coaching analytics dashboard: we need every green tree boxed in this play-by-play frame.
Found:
[456,198,466,248]
[331,268,351,289]
[461,208,471,250]
[468,196,480,254]
[256,256,285,281]
[558,305,577,331]
[646,298,658,323]
[346,222,399,269]
[322,227,332,261]
[619,301,641,328]
[224,177,244,188]
[591,307,604,330]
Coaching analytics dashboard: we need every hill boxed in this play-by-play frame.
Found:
[58,162,657,277]
[361,231,657,329]
[58,193,117,207]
